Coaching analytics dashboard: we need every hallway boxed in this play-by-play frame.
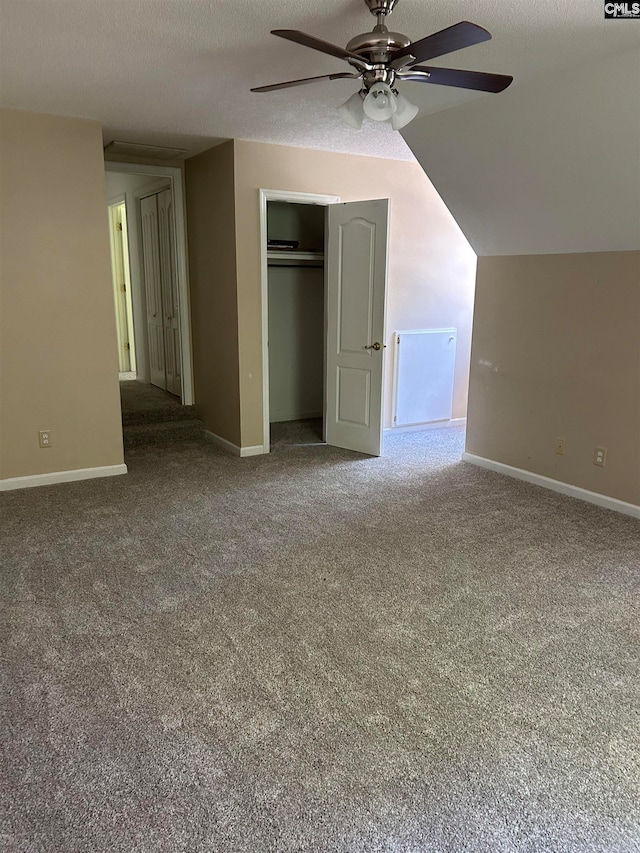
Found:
[120,381,203,449]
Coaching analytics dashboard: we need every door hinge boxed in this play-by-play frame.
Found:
[394,415,397,423]
[120,282,126,292]
[397,335,400,344]
[124,342,130,350]
[116,222,123,231]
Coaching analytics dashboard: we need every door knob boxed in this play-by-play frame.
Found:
[364,342,382,351]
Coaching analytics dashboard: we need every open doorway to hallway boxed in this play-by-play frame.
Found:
[104,162,197,450]
[104,162,193,405]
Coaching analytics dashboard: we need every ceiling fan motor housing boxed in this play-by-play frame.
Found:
[346,25,411,73]
[364,0,400,17]
[362,66,397,90]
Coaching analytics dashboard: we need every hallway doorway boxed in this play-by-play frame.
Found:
[104,162,193,405]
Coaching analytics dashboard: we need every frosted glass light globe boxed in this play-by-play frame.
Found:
[338,90,365,129]
[391,92,419,129]
[363,83,397,122]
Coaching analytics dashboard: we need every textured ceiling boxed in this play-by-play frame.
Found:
[1,0,639,162]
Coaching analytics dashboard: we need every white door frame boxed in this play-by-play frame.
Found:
[259,189,339,453]
[104,161,194,406]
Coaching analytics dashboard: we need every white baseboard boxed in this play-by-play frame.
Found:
[462,453,640,519]
[0,463,128,492]
[205,430,241,456]
[205,431,266,458]
[240,444,266,457]
[384,418,466,435]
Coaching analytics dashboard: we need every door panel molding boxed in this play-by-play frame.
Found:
[336,218,377,355]
[337,367,371,426]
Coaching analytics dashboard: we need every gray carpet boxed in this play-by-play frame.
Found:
[120,381,204,447]
[270,417,324,449]
[120,380,185,423]
[2,427,639,852]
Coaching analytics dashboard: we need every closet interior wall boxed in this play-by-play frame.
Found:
[267,202,325,425]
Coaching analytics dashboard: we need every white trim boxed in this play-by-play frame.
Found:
[384,418,466,434]
[104,161,194,406]
[240,444,265,458]
[259,189,340,455]
[0,464,128,492]
[462,453,640,519]
[205,431,266,458]
[205,430,241,456]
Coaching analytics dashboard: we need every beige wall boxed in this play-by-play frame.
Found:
[466,252,640,506]
[0,109,124,480]
[233,139,477,448]
[184,141,241,444]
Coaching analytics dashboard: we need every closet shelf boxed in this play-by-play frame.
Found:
[267,250,324,267]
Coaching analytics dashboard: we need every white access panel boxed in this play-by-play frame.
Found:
[392,329,457,427]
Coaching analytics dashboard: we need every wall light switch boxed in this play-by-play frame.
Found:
[39,430,52,448]
[594,446,607,467]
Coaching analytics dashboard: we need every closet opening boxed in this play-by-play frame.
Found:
[260,190,339,452]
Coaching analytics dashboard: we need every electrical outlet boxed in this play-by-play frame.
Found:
[555,437,566,456]
[594,446,607,467]
[38,430,52,448]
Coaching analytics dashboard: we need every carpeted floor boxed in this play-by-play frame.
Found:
[270,417,324,449]
[119,380,182,417]
[2,427,639,852]
[119,381,204,448]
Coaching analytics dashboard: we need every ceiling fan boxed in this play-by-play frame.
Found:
[251,0,513,130]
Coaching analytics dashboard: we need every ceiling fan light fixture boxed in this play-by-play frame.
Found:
[390,91,419,129]
[362,82,397,121]
[338,89,365,129]
[256,4,513,133]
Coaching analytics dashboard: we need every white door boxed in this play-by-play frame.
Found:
[325,199,389,456]
[108,203,135,374]
[140,189,182,395]
[157,189,182,397]
[140,193,166,390]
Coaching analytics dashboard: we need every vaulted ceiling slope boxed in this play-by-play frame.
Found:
[402,46,640,256]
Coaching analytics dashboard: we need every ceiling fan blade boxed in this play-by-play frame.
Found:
[251,72,359,93]
[399,65,513,93]
[391,21,491,67]
[272,29,368,66]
